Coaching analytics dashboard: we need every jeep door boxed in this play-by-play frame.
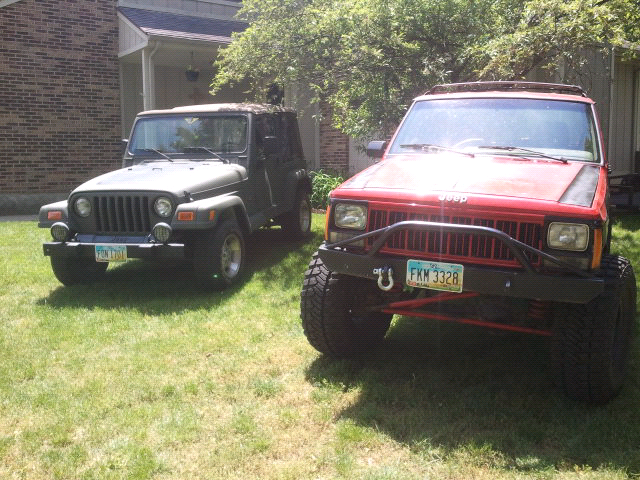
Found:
[255,114,286,208]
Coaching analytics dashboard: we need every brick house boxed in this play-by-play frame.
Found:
[0,0,638,214]
[0,0,352,214]
[0,0,122,214]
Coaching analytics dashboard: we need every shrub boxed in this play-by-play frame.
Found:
[310,170,345,210]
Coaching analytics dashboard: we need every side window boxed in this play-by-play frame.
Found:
[286,113,304,160]
[255,114,277,146]
[275,113,303,162]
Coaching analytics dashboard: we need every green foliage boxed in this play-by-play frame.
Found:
[310,170,345,209]
[212,0,640,139]
[476,0,640,79]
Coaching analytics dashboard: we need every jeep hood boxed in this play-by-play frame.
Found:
[71,161,247,197]
[339,154,601,207]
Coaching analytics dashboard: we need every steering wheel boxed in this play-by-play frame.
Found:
[452,137,485,148]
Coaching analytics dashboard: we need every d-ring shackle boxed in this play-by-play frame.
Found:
[373,266,394,291]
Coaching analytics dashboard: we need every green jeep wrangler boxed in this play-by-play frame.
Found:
[39,103,312,288]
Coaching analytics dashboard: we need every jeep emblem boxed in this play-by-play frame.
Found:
[438,193,467,203]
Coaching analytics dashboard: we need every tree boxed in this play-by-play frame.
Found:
[211,0,639,139]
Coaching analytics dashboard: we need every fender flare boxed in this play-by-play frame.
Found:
[171,194,250,233]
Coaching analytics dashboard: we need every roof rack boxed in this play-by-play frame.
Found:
[426,81,587,97]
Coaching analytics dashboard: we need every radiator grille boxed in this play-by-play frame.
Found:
[367,209,542,267]
[92,195,152,234]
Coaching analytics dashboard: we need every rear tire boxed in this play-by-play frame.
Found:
[50,256,108,286]
[281,190,312,239]
[300,251,392,357]
[552,255,636,404]
[193,219,245,289]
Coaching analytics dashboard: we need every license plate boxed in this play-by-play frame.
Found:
[406,259,464,293]
[95,245,127,262]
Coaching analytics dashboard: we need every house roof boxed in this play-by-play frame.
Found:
[117,6,247,44]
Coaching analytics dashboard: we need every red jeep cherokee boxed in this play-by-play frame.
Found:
[300,81,637,404]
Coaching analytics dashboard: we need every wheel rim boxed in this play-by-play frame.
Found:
[299,197,311,232]
[221,233,242,279]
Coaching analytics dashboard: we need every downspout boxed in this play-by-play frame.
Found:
[633,65,640,172]
[142,40,161,111]
[607,46,615,168]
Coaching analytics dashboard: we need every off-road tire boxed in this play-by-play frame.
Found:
[300,251,392,357]
[281,190,312,239]
[50,256,108,286]
[193,219,245,289]
[552,255,636,404]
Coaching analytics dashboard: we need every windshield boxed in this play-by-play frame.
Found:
[128,114,248,156]
[389,98,599,162]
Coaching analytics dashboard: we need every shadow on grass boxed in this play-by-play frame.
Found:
[306,315,640,474]
[38,227,323,314]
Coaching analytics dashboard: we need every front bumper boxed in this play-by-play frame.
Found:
[43,240,185,260]
[321,220,604,304]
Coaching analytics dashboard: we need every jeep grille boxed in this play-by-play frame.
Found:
[367,208,542,268]
[92,195,152,235]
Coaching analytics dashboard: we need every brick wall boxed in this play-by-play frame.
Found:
[318,100,349,173]
[0,0,120,211]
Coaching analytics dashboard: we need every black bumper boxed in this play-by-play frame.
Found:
[43,241,185,260]
[321,220,605,304]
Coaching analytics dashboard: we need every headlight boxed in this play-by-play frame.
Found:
[547,222,589,251]
[334,203,367,230]
[74,197,91,217]
[154,197,173,218]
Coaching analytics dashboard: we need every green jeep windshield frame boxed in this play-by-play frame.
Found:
[128,114,248,155]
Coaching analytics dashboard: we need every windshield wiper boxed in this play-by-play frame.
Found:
[477,145,568,164]
[399,143,475,158]
[182,147,229,164]
[136,149,173,162]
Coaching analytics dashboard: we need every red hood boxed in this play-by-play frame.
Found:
[339,154,592,203]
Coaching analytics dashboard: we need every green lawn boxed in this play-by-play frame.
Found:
[1,214,639,479]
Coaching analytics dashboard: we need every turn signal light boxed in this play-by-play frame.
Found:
[177,211,195,221]
[591,229,603,269]
[48,211,62,221]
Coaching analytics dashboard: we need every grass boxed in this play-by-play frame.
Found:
[0,213,639,479]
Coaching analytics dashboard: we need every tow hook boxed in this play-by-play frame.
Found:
[373,266,394,291]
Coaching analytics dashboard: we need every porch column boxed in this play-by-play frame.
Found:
[141,42,160,111]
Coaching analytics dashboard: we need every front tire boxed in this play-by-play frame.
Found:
[552,255,636,404]
[50,256,108,286]
[300,252,392,357]
[193,219,245,289]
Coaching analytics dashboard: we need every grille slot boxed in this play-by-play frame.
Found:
[367,208,542,267]
[93,195,151,234]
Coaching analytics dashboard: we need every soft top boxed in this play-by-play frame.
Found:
[137,103,295,116]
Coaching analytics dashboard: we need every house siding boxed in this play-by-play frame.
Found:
[0,0,121,213]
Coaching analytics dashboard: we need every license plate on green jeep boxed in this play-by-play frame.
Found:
[406,259,464,293]
[95,245,127,262]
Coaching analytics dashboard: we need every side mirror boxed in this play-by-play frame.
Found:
[366,140,387,158]
[121,139,132,167]
[262,136,279,155]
